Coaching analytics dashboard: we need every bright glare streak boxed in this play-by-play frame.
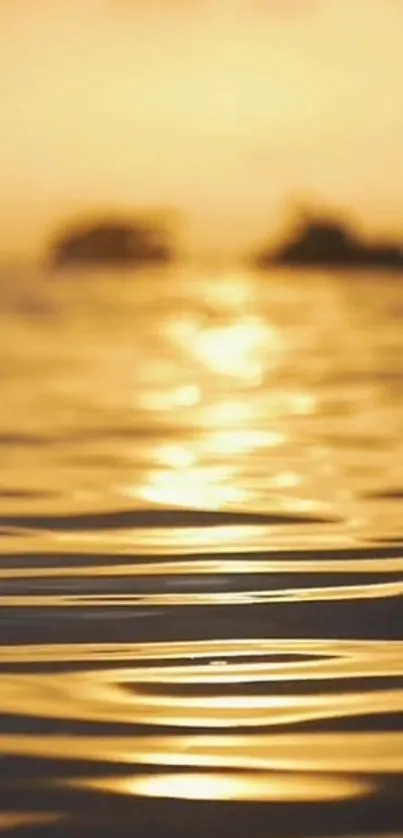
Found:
[79,771,371,802]
[193,318,281,379]
[175,385,202,407]
[204,429,285,455]
[203,401,256,426]
[139,467,244,510]
[291,393,317,415]
[155,445,196,469]
[273,471,302,489]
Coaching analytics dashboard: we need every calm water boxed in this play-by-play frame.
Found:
[0,266,402,837]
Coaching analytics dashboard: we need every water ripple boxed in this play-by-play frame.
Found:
[0,579,402,608]
[1,731,402,774]
[0,270,402,835]
[0,507,339,531]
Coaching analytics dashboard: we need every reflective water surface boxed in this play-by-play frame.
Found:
[0,267,402,836]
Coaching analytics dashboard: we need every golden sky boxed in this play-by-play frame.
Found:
[1,0,402,258]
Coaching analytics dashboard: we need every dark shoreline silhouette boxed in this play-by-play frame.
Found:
[254,211,403,272]
[49,218,174,270]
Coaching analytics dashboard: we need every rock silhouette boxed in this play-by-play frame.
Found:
[255,211,403,271]
[50,219,174,270]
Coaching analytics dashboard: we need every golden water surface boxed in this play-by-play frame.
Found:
[0,266,402,837]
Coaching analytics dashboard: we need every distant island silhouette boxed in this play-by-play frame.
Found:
[254,211,403,271]
[49,218,174,270]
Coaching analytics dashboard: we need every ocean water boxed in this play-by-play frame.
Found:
[0,266,402,837]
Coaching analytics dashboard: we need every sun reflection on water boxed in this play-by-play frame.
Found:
[191,317,280,380]
[75,771,371,802]
[126,306,295,512]
[138,465,245,510]
[1,270,402,827]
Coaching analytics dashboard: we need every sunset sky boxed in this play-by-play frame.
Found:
[1,0,402,258]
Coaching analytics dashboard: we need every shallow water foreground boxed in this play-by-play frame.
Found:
[0,266,402,837]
